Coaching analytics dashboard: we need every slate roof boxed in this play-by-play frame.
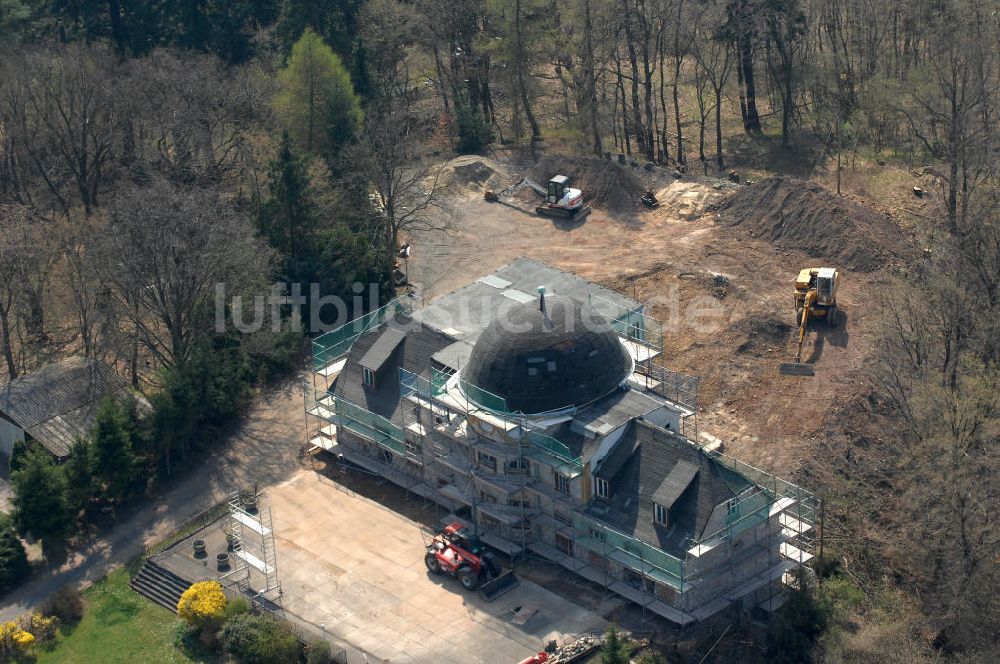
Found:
[359,328,406,372]
[414,257,641,342]
[0,357,137,458]
[586,420,752,557]
[572,389,662,438]
[460,295,633,414]
[332,315,455,422]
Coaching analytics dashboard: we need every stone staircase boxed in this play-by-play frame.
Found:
[129,560,191,613]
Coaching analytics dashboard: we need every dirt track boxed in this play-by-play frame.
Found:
[408,155,888,477]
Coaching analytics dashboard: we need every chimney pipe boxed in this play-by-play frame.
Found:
[538,286,546,312]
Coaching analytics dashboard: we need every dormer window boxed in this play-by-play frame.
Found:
[654,503,668,527]
[595,477,610,499]
[362,367,376,388]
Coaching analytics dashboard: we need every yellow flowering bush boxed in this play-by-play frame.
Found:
[177,581,227,629]
[27,613,58,642]
[0,620,35,656]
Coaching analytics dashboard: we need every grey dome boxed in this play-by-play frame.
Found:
[461,295,633,414]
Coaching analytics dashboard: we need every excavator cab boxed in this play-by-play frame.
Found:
[815,267,837,307]
[546,175,571,204]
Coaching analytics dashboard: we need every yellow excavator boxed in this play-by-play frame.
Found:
[779,267,840,376]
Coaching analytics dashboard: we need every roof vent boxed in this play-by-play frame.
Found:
[538,285,546,312]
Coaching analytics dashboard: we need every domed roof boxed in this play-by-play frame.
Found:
[461,295,633,414]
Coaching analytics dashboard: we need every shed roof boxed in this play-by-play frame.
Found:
[0,357,137,458]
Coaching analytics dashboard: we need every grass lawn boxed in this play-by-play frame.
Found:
[31,568,209,664]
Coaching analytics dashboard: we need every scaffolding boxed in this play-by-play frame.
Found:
[222,488,281,605]
[303,296,814,623]
[311,296,412,374]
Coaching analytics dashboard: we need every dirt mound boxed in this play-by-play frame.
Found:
[441,155,511,191]
[735,316,794,357]
[532,156,645,211]
[710,177,913,271]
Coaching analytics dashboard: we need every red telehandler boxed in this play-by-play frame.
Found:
[424,523,520,601]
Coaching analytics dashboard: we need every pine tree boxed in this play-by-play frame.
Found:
[92,397,136,503]
[0,514,29,594]
[64,438,95,518]
[259,131,319,273]
[11,446,73,546]
[600,624,632,664]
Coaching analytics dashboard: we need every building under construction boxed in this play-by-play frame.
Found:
[305,258,815,624]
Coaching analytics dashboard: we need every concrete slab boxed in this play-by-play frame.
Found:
[266,470,607,664]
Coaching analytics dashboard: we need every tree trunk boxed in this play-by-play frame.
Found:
[583,0,602,156]
[614,54,631,155]
[737,4,762,134]
[0,299,17,380]
[514,0,541,141]
[715,86,725,171]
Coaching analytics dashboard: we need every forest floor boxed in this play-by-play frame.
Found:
[408,150,920,479]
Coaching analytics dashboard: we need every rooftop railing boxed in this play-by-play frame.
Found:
[312,297,412,371]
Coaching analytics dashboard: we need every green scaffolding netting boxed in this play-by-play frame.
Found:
[573,513,685,589]
[312,297,411,370]
[332,395,404,454]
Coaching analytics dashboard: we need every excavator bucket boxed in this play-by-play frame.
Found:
[479,570,519,602]
[779,362,815,376]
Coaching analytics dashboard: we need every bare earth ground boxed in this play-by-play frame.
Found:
[411,156,882,477]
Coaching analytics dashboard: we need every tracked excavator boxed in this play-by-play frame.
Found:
[485,174,589,219]
[779,267,840,376]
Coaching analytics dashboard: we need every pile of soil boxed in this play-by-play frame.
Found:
[531,156,645,211]
[710,177,914,272]
[442,155,511,191]
[735,316,794,357]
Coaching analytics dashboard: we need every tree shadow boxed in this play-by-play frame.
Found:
[723,132,826,179]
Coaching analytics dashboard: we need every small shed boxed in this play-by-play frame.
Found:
[0,357,139,462]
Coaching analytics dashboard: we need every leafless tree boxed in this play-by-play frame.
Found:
[0,205,48,379]
[352,107,448,275]
[94,180,276,369]
[0,45,120,217]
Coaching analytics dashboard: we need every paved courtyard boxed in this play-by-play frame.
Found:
[267,470,607,664]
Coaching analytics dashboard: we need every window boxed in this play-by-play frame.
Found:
[654,503,668,526]
[478,490,497,504]
[362,367,375,387]
[595,477,610,499]
[727,498,739,515]
[555,510,572,526]
[508,457,530,475]
[404,439,421,456]
[508,497,530,508]
[478,452,497,472]
[554,472,571,496]
[589,527,606,542]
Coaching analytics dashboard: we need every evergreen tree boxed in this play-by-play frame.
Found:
[0,514,29,594]
[64,438,95,518]
[599,624,631,664]
[92,397,136,503]
[765,568,829,664]
[259,131,319,274]
[275,0,361,57]
[350,36,372,103]
[11,446,73,546]
[275,27,363,160]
